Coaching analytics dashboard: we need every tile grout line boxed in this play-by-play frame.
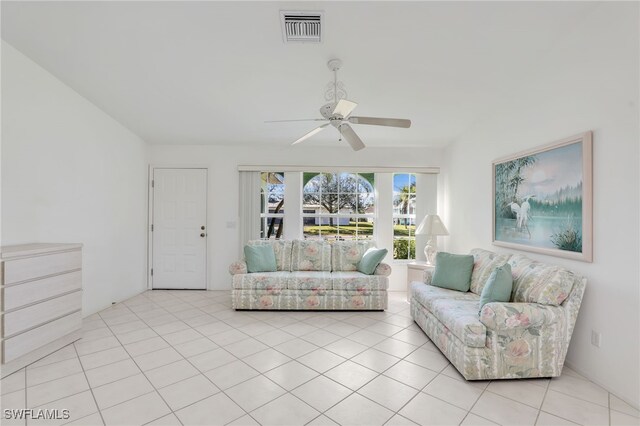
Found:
[122,291,253,425]
[24,362,27,426]
[89,293,428,425]
[12,290,620,426]
[97,302,185,419]
[144,291,376,424]
[71,343,107,426]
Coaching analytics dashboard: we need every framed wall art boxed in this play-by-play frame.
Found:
[492,131,593,262]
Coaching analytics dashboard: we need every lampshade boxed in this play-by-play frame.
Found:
[415,214,449,236]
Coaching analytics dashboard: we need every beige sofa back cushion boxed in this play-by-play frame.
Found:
[291,240,332,271]
[331,240,374,271]
[469,249,512,295]
[508,254,576,306]
[247,240,293,272]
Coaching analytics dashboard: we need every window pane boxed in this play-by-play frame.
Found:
[356,220,374,240]
[260,172,284,239]
[393,173,417,259]
[339,193,357,214]
[393,238,416,260]
[261,216,284,239]
[320,193,339,213]
[393,217,415,238]
[358,193,375,213]
[302,171,376,242]
[338,173,358,192]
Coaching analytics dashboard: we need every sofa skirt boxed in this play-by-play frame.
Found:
[233,289,388,311]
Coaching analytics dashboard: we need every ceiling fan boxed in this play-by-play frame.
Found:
[266,59,411,151]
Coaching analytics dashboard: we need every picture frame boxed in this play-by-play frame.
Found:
[492,131,593,262]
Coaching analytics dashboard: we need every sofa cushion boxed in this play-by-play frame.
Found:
[429,298,487,348]
[244,245,277,273]
[331,271,388,292]
[411,282,480,312]
[232,272,289,291]
[508,255,575,306]
[247,240,293,272]
[357,248,388,275]
[479,263,513,312]
[431,252,474,292]
[469,249,512,295]
[291,240,332,271]
[331,240,373,271]
[287,271,333,292]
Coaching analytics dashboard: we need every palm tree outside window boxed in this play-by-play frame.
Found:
[393,173,417,259]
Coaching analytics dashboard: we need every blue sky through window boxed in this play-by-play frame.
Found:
[393,173,416,191]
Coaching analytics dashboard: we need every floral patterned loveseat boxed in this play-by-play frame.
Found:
[410,248,586,380]
[229,239,392,310]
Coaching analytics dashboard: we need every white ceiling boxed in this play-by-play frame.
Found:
[1,1,600,147]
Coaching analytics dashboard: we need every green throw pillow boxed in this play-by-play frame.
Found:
[431,252,475,292]
[479,263,513,312]
[244,245,277,273]
[357,248,388,275]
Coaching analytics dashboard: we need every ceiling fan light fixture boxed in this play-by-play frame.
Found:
[266,58,411,151]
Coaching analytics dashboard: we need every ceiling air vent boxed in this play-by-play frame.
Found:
[280,11,323,43]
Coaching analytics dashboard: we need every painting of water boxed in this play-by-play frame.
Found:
[492,132,593,262]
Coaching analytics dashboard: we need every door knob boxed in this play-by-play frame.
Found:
[200,233,206,238]
[201,225,205,230]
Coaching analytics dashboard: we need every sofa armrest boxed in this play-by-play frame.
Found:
[480,302,565,332]
[374,262,392,277]
[229,261,248,275]
[423,269,433,285]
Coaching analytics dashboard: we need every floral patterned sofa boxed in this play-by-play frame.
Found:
[229,239,392,310]
[410,248,586,380]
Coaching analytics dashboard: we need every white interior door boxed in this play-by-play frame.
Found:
[152,168,207,289]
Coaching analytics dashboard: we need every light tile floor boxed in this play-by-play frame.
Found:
[1,291,638,426]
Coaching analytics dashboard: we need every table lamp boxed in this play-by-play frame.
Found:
[415,214,449,266]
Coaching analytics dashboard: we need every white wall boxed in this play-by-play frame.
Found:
[1,42,149,315]
[442,3,639,407]
[147,145,444,292]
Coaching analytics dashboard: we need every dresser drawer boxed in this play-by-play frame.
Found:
[2,270,82,312]
[2,291,82,337]
[2,311,82,363]
[3,250,81,285]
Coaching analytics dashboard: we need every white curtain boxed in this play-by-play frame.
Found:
[238,171,261,257]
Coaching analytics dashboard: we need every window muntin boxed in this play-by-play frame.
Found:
[302,172,375,241]
[260,172,285,239]
[393,173,417,260]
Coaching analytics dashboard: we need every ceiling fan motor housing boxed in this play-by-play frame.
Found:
[320,103,340,121]
[320,103,350,128]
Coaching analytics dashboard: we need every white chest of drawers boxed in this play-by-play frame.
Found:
[1,243,83,377]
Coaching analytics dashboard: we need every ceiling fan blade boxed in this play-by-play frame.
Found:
[348,116,411,128]
[266,119,328,123]
[292,123,330,145]
[332,99,358,118]
[339,123,366,151]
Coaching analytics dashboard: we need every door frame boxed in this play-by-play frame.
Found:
[147,164,210,290]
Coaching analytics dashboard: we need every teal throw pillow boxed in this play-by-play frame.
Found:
[244,245,277,273]
[479,263,513,312]
[431,252,475,292]
[357,248,388,275]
